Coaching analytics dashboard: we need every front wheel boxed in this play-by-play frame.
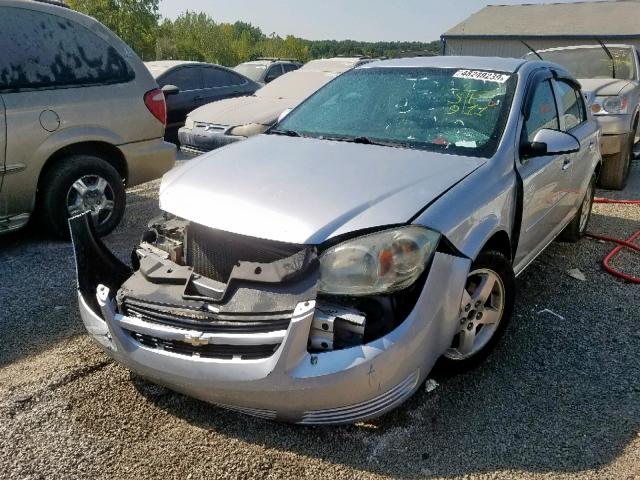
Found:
[439,250,515,373]
[40,154,126,238]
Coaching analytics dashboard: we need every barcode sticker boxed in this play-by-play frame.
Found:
[453,70,511,83]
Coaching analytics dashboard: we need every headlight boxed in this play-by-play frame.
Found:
[184,116,194,130]
[228,123,268,137]
[318,226,440,296]
[591,96,629,115]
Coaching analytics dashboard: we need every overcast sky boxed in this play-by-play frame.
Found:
[159,0,581,42]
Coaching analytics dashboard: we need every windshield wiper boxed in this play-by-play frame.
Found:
[269,128,300,137]
[324,135,411,149]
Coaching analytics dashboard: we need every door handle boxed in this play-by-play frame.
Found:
[562,158,572,171]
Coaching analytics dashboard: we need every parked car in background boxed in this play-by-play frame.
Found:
[526,44,640,189]
[145,61,260,136]
[72,56,600,423]
[178,57,373,154]
[234,58,303,85]
[0,0,175,237]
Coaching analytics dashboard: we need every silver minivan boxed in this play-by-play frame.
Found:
[0,0,176,237]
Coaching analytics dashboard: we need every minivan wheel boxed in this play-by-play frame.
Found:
[559,175,595,243]
[40,155,126,238]
[439,250,515,373]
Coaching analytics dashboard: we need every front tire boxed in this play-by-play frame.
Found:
[439,250,515,373]
[40,154,126,238]
[599,124,636,190]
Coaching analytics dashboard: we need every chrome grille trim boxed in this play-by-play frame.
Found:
[298,370,420,424]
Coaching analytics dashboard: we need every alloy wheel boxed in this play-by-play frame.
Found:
[579,180,594,233]
[445,268,505,360]
[66,174,116,227]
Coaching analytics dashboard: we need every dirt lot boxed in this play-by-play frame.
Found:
[0,156,638,480]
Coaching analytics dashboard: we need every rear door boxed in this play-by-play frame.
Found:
[553,77,598,210]
[159,66,204,129]
[201,67,252,104]
[514,73,575,269]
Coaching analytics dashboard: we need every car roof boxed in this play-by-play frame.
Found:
[145,60,209,77]
[359,56,528,73]
[533,44,635,54]
[301,57,368,73]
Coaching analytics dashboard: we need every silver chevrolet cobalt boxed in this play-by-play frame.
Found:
[72,57,600,424]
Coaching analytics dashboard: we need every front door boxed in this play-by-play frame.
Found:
[160,66,204,129]
[514,75,575,271]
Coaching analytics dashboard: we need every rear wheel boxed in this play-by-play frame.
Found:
[559,175,595,243]
[40,154,126,238]
[439,250,515,373]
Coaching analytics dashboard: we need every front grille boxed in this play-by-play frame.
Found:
[122,298,291,333]
[130,332,280,360]
[186,223,305,283]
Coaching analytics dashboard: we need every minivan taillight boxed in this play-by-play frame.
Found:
[144,88,167,126]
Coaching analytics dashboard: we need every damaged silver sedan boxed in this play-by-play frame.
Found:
[72,56,601,424]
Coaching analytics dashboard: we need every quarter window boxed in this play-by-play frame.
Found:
[556,80,586,131]
[523,80,559,143]
[0,6,134,91]
[160,67,202,91]
[203,67,246,88]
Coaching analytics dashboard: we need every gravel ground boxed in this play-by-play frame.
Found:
[0,156,638,480]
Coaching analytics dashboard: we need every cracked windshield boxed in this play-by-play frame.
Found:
[278,67,516,157]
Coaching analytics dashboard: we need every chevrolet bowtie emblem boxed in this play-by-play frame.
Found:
[183,334,208,347]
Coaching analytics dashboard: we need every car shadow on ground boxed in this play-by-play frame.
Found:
[133,212,639,478]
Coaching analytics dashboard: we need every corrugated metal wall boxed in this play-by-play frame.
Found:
[443,37,640,58]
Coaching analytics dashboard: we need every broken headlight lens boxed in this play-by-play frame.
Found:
[318,226,440,296]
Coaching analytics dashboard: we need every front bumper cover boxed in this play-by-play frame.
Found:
[178,125,243,153]
[70,213,471,424]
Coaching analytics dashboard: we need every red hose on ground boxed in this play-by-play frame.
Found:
[587,198,640,284]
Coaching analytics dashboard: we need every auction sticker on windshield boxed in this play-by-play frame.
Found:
[453,70,511,83]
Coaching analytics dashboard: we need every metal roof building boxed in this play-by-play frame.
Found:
[442,1,640,58]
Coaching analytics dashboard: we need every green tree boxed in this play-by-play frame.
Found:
[68,0,160,60]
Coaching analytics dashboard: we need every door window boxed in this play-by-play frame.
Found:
[159,67,202,91]
[555,80,586,131]
[265,65,284,83]
[283,63,299,73]
[523,80,559,143]
[0,6,134,91]
[202,67,247,88]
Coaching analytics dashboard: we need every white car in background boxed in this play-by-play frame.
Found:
[177,57,374,154]
[527,44,640,189]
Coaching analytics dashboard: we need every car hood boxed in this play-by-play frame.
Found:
[188,95,294,126]
[578,78,631,98]
[160,135,485,244]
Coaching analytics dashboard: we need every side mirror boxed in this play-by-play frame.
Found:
[161,84,180,96]
[520,128,580,158]
[277,108,293,123]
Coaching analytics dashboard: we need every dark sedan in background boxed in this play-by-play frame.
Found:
[145,61,260,140]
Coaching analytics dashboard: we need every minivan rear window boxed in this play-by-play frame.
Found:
[0,7,134,92]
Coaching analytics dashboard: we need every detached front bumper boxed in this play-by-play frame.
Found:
[178,125,243,154]
[71,214,470,424]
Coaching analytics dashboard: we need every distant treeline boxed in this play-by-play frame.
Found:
[67,1,440,66]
